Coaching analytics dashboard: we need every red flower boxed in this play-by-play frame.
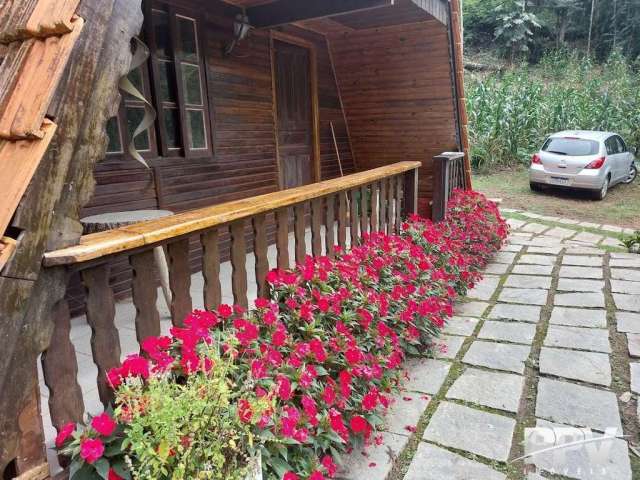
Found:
[321,455,337,477]
[251,359,267,379]
[54,422,75,448]
[362,389,378,411]
[218,304,233,318]
[108,469,124,480]
[91,413,116,437]
[283,473,299,480]
[309,471,325,480]
[79,438,104,464]
[238,399,253,423]
[322,385,336,405]
[276,375,292,400]
[350,415,368,433]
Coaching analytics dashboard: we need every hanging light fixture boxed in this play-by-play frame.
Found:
[224,12,252,56]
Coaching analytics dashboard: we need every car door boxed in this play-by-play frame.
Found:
[604,136,622,181]
[615,135,632,180]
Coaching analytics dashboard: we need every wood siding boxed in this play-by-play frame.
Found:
[71,2,354,313]
[329,18,459,211]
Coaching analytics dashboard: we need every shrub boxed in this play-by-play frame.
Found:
[55,190,508,480]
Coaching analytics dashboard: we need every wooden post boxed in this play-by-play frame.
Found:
[432,152,464,222]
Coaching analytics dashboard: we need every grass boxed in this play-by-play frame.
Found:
[473,166,640,229]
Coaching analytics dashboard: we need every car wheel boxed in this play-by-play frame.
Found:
[622,164,637,184]
[529,182,543,192]
[593,176,610,200]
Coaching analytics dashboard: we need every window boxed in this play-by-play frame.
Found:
[542,137,599,156]
[615,136,627,153]
[105,65,157,158]
[105,1,212,161]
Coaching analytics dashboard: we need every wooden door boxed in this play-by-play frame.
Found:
[274,40,313,189]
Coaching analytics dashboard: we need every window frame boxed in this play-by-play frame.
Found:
[145,1,213,159]
[104,61,159,161]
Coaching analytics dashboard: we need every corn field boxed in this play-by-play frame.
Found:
[466,51,640,171]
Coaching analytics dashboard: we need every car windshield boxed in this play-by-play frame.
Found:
[542,137,599,156]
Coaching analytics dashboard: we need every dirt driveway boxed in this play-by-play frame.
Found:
[474,167,640,229]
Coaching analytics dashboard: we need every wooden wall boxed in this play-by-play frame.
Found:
[329,17,459,211]
[71,1,354,312]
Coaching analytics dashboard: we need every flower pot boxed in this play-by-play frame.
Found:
[245,451,262,480]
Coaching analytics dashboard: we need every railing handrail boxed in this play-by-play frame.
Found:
[43,161,421,267]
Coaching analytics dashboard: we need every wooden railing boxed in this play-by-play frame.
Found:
[431,152,467,222]
[39,162,419,434]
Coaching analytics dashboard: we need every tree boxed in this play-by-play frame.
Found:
[494,0,543,62]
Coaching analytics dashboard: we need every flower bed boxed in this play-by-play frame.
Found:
[55,190,507,480]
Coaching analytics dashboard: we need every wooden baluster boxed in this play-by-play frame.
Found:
[294,203,306,265]
[41,299,84,429]
[380,178,387,234]
[130,250,161,342]
[252,214,269,298]
[402,167,419,217]
[370,182,379,233]
[349,188,359,246]
[359,184,368,236]
[395,175,404,231]
[167,239,192,326]
[338,192,347,249]
[311,198,322,257]
[275,207,290,270]
[230,220,248,308]
[81,264,121,406]
[201,229,221,310]
[325,195,335,258]
[386,176,395,235]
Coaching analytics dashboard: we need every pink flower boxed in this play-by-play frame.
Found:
[362,389,378,411]
[276,375,292,400]
[54,422,75,448]
[321,455,337,477]
[309,471,325,480]
[80,438,104,464]
[283,473,299,480]
[350,415,368,433]
[91,413,116,436]
[251,359,267,379]
[238,399,253,423]
[218,304,233,318]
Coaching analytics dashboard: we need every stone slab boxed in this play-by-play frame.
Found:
[340,431,407,480]
[536,377,622,433]
[545,227,575,239]
[423,402,516,462]
[404,358,451,395]
[573,231,603,244]
[578,221,601,229]
[525,419,632,480]
[558,266,603,279]
[479,320,537,344]
[611,252,640,259]
[446,367,525,413]
[600,237,623,247]
[521,223,548,233]
[433,335,465,359]
[565,246,605,255]
[494,251,517,264]
[444,316,479,336]
[549,307,607,328]
[601,224,624,233]
[613,293,640,312]
[512,264,554,276]
[539,347,611,386]
[629,363,640,395]
[404,443,506,480]
[610,258,640,268]
[503,243,524,252]
[504,274,552,289]
[485,262,510,274]
[463,340,531,374]
[556,217,580,225]
[383,391,430,436]
[544,325,611,353]
[467,276,501,301]
[519,254,556,266]
[562,255,603,266]
[617,312,640,333]
[554,292,605,308]
[611,280,640,295]
[527,246,562,254]
[507,218,526,229]
[488,303,542,323]
[627,333,640,357]
[498,287,548,306]
[611,268,640,282]
[556,278,604,293]
[455,301,490,317]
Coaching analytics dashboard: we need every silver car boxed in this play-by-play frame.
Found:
[529,130,637,200]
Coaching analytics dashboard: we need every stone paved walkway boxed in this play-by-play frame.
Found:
[341,211,640,480]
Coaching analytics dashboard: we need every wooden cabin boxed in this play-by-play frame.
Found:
[0,0,469,477]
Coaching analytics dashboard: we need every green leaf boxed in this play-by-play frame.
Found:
[94,458,110,480]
